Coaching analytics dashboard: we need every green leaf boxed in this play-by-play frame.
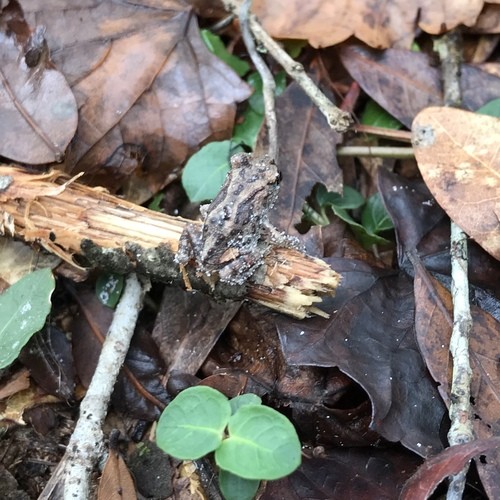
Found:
[247,71,286,115]
[182,141,242,202]
[233,108,264,149]
[96,273,124,308]
[156,386,231,460]
[477,98,500,118]
[0,268,55,369]
[361,193,394,234]
[201,30,250,77]
[216,405,301,480]
[230,394,262,415]
[283,39,308,59]
[323,185,365,210]
[349,224,392,248]
[333,206,391,248]
[361,100,403,129]
[219,469,260,500]
[147,192,164,212]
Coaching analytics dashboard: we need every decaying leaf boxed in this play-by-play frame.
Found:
[0,1,77,164]
[412,107,500,260]
[413,273,500,498]
[254,0,491,49]
[21,0,251,198]
[340,44,500,128]
[272,78,342,233]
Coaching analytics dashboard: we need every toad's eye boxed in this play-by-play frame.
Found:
[276,171,282,183]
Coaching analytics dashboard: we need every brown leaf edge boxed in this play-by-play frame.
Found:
[400,437,500,499]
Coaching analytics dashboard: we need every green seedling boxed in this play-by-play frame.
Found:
[303,184,394,248]
[156,386,301,500]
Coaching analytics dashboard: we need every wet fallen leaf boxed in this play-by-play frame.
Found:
[262,446,421,499]
[413,273,500,498]
[19,325,75,403]
[377,168,500,295]
[277,272,447,457]
[152,287,241,376]
[412,107,500,260]
[0,1,77,164]
[400,437,500,500]
[22,0,251,198]
[272,75,342,233]
[340,44,500,128]
[254,0,489,49]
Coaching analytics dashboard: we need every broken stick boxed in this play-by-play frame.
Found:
[0,165,340,319]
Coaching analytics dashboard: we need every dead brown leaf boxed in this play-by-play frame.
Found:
[340,43,500,128]
[272,75,342,234]
[0,1,77,164]
[414,273,500,498]
[98,449,136,500]
[254,0,489,49]
[21,0,251,198]
[412,107,500,260]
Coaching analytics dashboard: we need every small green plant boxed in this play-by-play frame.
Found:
[0,268,55,368]
[303,184,394,248]
[156,386,301,500]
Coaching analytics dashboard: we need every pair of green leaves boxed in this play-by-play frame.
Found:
[304,184,394,248]
[156,386,301,500]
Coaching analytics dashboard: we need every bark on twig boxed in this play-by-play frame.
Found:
[435,30,475,500]
[221,0,352,133]
[63,273,147,499]
[239,0,278,160]
[0,165,340,319]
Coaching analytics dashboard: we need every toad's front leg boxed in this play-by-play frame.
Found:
[176,223,203,289]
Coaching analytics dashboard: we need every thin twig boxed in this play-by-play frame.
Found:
[336,146,414,159]
[354,124,412,142]
[63,273,148,499]
[239,0,278,160]
[435,30,475,500]
[222,0,352,133]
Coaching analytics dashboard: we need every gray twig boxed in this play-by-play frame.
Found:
[222,0,352,134]
[239,0,278,160]
[63,274,148,499]
[434,30,475,500]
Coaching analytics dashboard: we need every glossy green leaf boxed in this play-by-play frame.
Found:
[0,268,55,368]
[233,108,264,149]
[230,394,262,415]
[361,100,403,129]
[247,71,286,115]
[324,185,365,210]
[96,272,124,308]
[156,386,231,460]
[361,193,394,234]
[216,405,301,480]
[219,469,260,500]
[201,30,250,77]
[333,207,391,248]
[182,141,243,202]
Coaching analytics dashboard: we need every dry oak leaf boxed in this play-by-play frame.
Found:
[22,0,251,198]
[0,3,77,164]
[253,0,489,49]
[412,107,500,260]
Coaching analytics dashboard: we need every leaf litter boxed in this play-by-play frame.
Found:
[0,0,499,498]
